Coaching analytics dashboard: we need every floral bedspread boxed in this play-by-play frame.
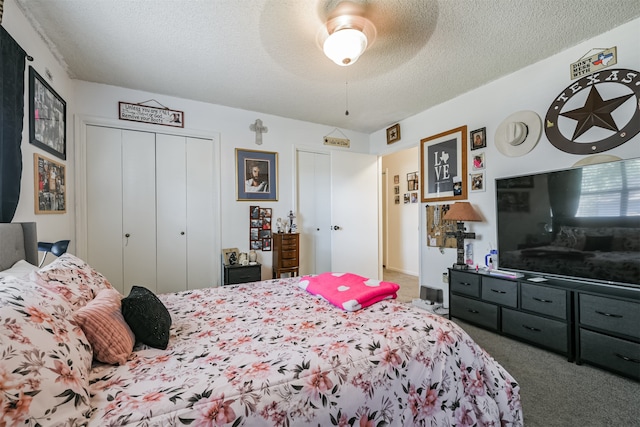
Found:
[88,278,523,426]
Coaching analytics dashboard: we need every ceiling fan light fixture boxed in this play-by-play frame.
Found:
[323,28,368,66]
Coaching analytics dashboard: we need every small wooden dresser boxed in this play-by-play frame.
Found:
[272,233,299,278]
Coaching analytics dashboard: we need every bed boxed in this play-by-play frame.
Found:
[0,222,523,426]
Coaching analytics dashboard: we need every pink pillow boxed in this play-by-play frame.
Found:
[74,288,135,365]
[298,272,400,311]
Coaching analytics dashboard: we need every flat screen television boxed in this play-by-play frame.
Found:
[495,157,640,288]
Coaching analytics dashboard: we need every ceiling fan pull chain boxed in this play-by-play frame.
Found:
[345,75,349,116]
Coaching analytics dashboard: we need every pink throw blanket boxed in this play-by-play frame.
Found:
[298,272,400,311]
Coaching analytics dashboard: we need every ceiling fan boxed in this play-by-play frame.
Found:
[318,1,377,66]
[314,0,436,69]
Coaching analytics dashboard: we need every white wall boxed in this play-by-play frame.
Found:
[370,18,640,307]
[5,0,77,259]
[72,83,370,279]
[381,147,419,276]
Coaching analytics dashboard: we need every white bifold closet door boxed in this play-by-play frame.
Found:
[155,134,214,294]
[86,126,214,295]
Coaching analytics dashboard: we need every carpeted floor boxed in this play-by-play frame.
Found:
[453,319,640,426]
[383,268,420,303]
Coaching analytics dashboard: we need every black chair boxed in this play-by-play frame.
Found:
[38,240,70,267]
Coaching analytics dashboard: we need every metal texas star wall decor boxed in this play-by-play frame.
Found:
[545,68,640,154]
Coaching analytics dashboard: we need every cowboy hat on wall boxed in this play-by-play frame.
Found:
[494,110,542,157]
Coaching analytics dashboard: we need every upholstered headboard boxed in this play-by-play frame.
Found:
[0,222,38,271]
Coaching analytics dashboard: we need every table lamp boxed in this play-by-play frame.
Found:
[443,202,482,270]
[38,240,70,267]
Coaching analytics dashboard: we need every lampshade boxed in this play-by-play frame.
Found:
[443,202,483,222]
[323,28,368,66]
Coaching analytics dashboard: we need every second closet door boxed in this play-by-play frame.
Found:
[156,134,187,294]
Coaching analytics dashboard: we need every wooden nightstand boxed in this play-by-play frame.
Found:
[223,263,261,285]
[272,233,299,278]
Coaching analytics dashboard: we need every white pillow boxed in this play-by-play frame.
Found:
[0,276,93,425]
[0,259,38,278]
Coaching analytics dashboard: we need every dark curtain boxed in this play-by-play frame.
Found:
[0,26,27,223]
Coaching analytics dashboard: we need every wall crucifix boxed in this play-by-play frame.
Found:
[250,119,268,145]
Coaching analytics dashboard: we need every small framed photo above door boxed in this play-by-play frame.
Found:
[34,153,66,214]
[29,66,66,160]
[386,123,401,144]
[236,149,278,201]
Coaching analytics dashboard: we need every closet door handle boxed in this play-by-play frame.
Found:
[180,231,185,235]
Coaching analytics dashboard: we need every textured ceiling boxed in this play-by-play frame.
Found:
[15,0,640,133]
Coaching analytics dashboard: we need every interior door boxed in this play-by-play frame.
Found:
[86,125,124,292]
[297,150,331,275]
[330,151,380,278]
[185,136,216,289]
[122,130,157,295]
[156,134,187,294]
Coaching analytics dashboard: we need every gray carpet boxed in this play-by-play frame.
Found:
[452,318,640,427]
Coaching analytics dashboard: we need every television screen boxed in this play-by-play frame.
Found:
[496,158,640,287]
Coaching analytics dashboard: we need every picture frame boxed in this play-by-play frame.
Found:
[470,127,486,151]
[407,171,419,191]
[472,152,485,170]
[29,66,67,160]
[394,174,400,184]
[386,123,401,144]
[34,153,66,214]
[249,205,272,251]
[221,247,240,265]
[470,171,486,192]
[236,149,278,201]
[420,125,468,203]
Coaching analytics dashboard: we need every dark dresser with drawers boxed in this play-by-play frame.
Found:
[272,233,299,278]
[449,268,640,380]
[223,263,261,285]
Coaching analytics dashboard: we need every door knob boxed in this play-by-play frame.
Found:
[125,233,130,238]
[332,225,341,230]
[180,231,185,235]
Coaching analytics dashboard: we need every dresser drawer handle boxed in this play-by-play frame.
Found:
[459,282,472,286]
[614,353,640,364]
[595,310,623,318]
[490,289,507,294]
[467,309,480,314]
[522,324,541,332]
[533,297,552,303]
